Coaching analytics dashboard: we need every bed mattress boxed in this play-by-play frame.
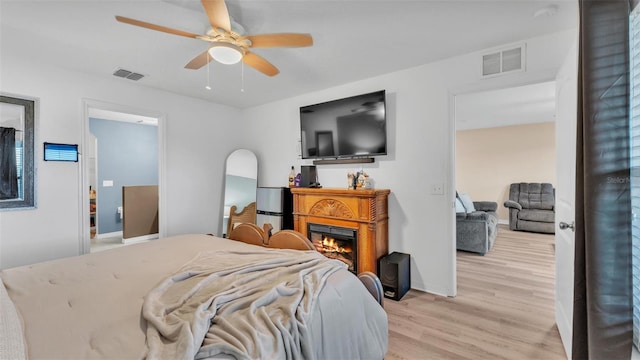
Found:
[0,234,387,359]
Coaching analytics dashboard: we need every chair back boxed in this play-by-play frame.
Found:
[357,271,384,308]
[227,222,265,247]
[227,202,257,236]
[267,230,315,251]
[509,183,555,210]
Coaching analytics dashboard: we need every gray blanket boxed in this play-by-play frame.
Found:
[142,249,346,360]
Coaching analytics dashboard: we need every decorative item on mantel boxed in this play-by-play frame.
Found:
[357,173,366,188]
[288,166,296,188]
[347,170,373,189]
[347,171,355,189]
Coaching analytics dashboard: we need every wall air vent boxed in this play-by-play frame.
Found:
[112,68,146,81]
[481,43,526,78]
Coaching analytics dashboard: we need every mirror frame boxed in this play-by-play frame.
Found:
[222,149,258,237]
[0,94,36,210]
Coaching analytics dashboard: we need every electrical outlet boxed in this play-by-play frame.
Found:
[432,183,444,195]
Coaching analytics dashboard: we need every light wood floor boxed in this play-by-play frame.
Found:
[385,225,566,360]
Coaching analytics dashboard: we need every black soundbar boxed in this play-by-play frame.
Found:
[312,157,375,165]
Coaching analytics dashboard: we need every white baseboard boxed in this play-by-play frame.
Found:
[122,233,159,245]
[498,219,509,225]
[97,231,123,240]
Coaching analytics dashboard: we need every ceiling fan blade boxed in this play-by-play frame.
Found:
[201,0,231,32]
[185,50,213,70]
[247,33,313,48]
[115,16,200,39]
[243,51,279,77]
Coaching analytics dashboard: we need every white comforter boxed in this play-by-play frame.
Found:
[143,249,345,360]
[0,277,26,359]
[0,234,388,359]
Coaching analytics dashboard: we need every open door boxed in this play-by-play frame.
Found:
[554,39,578,357]
[122,185,159,242]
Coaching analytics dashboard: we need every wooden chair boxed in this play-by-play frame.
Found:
[226,202,256,237]
[227,223,265,247]
[357,271,384,308]
[267,230,316,251]
[227,223,316,252]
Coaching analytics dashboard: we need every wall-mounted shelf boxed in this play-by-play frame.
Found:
[312,157,375,165]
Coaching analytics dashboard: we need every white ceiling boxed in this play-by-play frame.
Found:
[455,81,557,130]
[0,1,577,109]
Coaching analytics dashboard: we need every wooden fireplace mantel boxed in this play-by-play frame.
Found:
[291,187,390,274]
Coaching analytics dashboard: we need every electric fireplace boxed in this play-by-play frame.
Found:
[291,187,390,274]
[308,223,357,273]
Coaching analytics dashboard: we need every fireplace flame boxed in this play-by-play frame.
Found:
[322,236,350,253]
[311,231,355,272]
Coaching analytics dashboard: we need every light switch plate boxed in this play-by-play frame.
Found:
[103,180,114,187]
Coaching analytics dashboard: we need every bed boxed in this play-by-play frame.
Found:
[0,227,388,359]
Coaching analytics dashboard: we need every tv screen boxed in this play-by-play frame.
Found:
[299,90,387,159]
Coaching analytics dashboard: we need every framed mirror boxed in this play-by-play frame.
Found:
[222,149,257,237]
[0,94,36,210]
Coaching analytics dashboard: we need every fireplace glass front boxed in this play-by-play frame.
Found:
[308,223,357,273]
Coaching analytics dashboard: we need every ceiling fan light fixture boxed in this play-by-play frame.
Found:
[208,43,243,65]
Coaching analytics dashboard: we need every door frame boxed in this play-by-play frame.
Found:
[79,99,167,254]
[448,74,559,296]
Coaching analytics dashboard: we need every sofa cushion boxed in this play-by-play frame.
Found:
[512,183,554,210]
[517,220,555,234]
[458,193,476,213]
[518,209,554,223]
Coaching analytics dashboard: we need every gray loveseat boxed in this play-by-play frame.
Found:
[456,201,499,256]
[503,182,555,234]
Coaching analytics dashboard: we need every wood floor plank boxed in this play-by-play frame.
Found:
[385,225,566,359]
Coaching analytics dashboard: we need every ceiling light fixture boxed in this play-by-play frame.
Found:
[208,43,243,65]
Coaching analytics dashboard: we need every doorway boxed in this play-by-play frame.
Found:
[80,100,166,254]
[452,80,562,345]
[454,81,557,228]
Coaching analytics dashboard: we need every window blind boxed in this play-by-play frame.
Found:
[15,141,23,199]
[630,4,640,350]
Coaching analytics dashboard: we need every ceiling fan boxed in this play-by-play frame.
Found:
[115,0,313,76]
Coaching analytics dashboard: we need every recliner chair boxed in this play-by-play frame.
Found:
[456,200,499,255]
[503,183,555,234]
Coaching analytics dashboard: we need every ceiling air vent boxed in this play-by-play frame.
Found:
[112,68,146,81]
[481,43,526,78]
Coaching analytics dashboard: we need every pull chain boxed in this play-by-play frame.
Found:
[241,60,245,93]
[205,55,212,90]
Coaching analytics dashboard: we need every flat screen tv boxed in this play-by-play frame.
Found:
[300,90,387,160]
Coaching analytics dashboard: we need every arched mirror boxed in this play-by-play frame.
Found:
[222,149,257,237]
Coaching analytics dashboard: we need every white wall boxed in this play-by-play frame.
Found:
[0,55,242,269]
[241,29,576,295]
[456,122,557,222]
